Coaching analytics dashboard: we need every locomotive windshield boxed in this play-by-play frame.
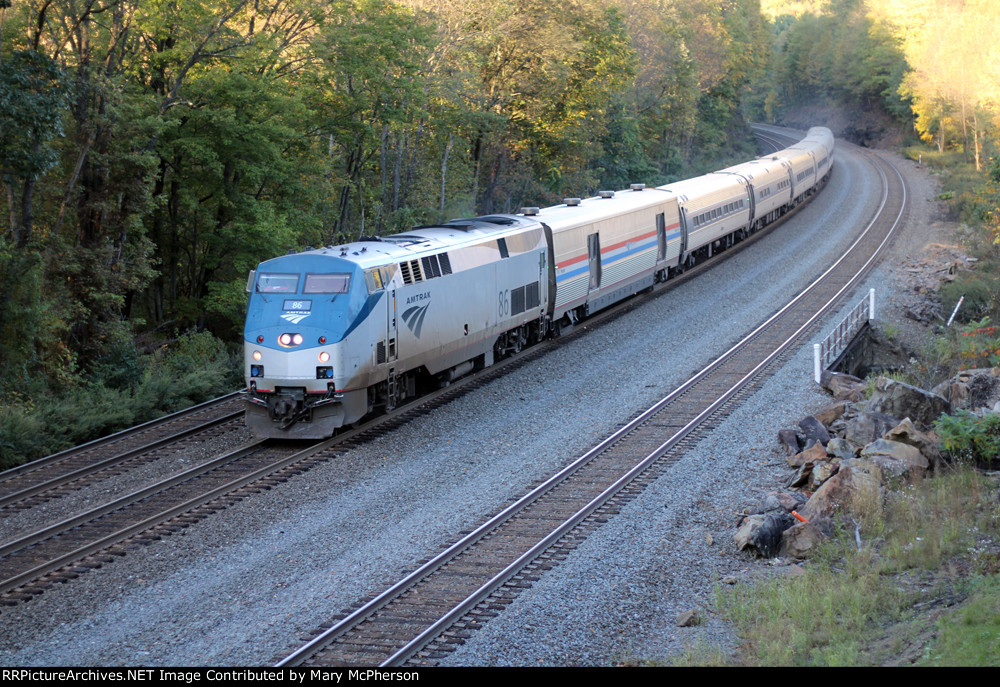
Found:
[256,273,299,293]
[255,272,351,294]
[304,273,351,294]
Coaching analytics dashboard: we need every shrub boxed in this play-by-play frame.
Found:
[939,268,1000,326]
[935,410,1000,469]
[953,318,1000,370]
[0,330,241,470]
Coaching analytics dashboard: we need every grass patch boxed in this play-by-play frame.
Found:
[919,575,1000,666]
[706,466,1000,666]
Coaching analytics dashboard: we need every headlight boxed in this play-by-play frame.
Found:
[318,351,330,363]
[252,350,262,361]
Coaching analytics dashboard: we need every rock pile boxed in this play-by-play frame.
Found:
[736,366,1000,559]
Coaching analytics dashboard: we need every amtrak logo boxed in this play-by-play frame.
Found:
[281,312,310,325]
[401,304,429,338]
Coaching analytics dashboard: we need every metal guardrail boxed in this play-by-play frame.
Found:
[813,288,875,383]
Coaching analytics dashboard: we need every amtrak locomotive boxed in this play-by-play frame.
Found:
[244,127,835,438]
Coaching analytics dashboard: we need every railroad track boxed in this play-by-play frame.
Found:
[277,143,907,667]
[754,127,795,155]
[0,392,245,513]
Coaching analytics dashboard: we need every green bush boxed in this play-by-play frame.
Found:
[939,273,1000,326]
[0,401,49,471]
[935,410,1000,468]
[911,319,1000,389]
[89,320,146,390]
[0,330,241,470]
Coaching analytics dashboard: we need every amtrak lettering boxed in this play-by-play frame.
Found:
[406,292,431,305]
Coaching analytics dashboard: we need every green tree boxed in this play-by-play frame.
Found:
[0,51,67,249]
[309,0,435,241]
[0,50,69,383]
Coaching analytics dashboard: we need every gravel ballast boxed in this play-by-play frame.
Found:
[0,141,949,667]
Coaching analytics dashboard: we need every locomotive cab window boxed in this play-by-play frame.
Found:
[256,273,299,293]
[304,273,351,294]
[364,265,398,293]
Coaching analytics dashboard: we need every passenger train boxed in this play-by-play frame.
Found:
[243,127,835,438]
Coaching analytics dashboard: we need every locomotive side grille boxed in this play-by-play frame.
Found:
[439,252,452,275]
[377,341,386,364]
[526,281,540,310]
[511,286,525,316]
[421,255,441,279]
[399,259,428,284]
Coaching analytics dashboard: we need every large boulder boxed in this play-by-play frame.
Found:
[734,512,796,558]
[750,490,808,515]
[798,459,880,529]
[861,438,930,484]
[868,378,950,429]
[820,371,867,402]
[813,401,848,427]
[844,411,901,449]
[884,418,943,471]
[861,438,928,466]
[778,429,802,455]
[799,415,831,447]
[787,442,827,468]
[809,460,841,490]
[826,437,857,461]
[780,522,827,558]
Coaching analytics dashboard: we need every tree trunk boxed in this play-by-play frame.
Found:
[440,132,453,218]
[4,182,15,241]
[379,124,389,232]
[393,130,404,213]
[973,111,981,172]
[18,174,35,250]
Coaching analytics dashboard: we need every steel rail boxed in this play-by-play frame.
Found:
[0,410,244,510]
[0,437,346,596]
[0,391,242,483]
